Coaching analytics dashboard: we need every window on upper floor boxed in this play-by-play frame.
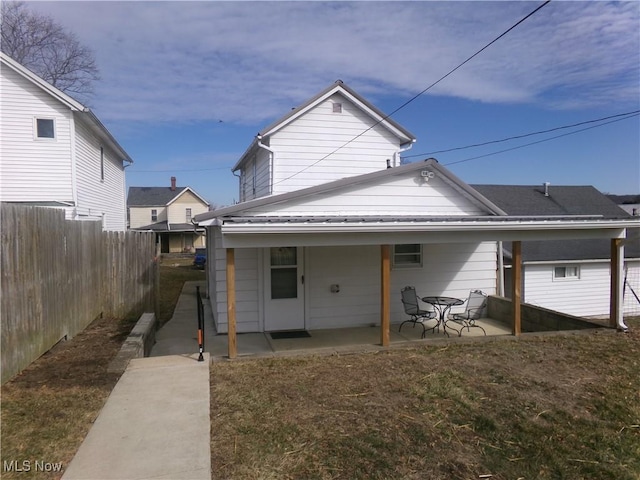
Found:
[35,118,55,139]
[333,102,343,113]
[151,209,158,222]
[393,244,422,268]
[553,265,580,280]
[186,208,192,222]
[100,147,105,181]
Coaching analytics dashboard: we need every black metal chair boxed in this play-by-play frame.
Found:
[399,286,436,338]
[447,290,487,335]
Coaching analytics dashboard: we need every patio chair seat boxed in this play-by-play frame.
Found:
[399,286,437,338]
[448,289,488,336]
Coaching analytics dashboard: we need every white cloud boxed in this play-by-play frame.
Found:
[28,1,640,124]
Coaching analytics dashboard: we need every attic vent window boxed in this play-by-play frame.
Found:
[333,102,342,113]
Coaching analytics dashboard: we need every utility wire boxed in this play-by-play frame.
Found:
[442,112,640,167]
[404,109,640,159]
[272,0,552,186]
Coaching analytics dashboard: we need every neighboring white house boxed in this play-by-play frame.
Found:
[195,81,639,345]
[473,185,640,317]
[128,177,210,253]
[0,52,132,231]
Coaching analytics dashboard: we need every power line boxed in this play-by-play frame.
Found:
[404,110,640,159]
[441,112,640,167]
[128,166,232,173]
[272,0,552,187]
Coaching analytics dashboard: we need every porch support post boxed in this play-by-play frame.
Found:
[380,244,391,347]
[610,238,627,330]
[512,241,522,336]
[226,248,237,359]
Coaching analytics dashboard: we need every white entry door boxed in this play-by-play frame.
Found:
[264,247,305,331]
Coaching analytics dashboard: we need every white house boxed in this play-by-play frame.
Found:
[128,177,210,253]
[195,82,639,357]
[473,185,640,317]
[0,52,132,231]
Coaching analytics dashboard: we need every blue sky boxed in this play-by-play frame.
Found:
[30,1,639,207]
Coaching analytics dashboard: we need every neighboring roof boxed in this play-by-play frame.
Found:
[471,185,630,219]
[608,194,640,205]
[127,186,209,207]
[232,80,416,171]
[195,159,506,222]
[1,52,133,164]
[131,221,204,232]
[472,185,639,262]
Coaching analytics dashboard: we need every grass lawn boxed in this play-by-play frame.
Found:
[211,318,640,480]
[0,260,204,480]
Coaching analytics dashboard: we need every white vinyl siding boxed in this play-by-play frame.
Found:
[305,242,497,330]
[0,65,74,202]
[523,261,640,317]
[240,150,271,202]
[74,119,126,231]
[269,94,404,194]
[211,227,261,333]
[240,173,487,217]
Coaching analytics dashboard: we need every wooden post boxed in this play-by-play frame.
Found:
[226,248,237,359]
[512,241,522,336]
[610,238,622,329]
[380,244,391,347]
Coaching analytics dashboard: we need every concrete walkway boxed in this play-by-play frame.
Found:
[63,282,212,480]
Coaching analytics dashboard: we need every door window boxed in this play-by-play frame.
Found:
[270,247,298,299]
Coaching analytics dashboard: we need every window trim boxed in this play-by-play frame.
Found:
[392,244,423,269]
[151,209,158,222]
[553,265,580,281]
[186,208,192,222]
[34,117,56,140]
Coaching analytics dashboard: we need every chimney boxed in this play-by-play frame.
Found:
[170,176,176,191]
[543,182,550,197]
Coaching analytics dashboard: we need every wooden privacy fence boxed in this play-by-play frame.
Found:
[1,204,156,383]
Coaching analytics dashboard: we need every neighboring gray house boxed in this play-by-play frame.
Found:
[473,184,640,317]
[0,52,132,231]
[128,177,209,253]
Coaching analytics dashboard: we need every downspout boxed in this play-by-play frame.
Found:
[70,113,79,219]
[394,139,416,167]
[256,135,275,194]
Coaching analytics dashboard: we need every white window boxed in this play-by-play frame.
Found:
[100,147,105,181]
[186,208,192,222]
[553,265,580,280]
[151,209,158,222]
[35,118,55,139]
[393,244,422,268]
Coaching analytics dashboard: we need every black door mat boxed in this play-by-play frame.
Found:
[270,330,311,340]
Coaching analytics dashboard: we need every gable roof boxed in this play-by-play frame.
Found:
[195,159,506,222]
[1,52,132,163]
[127,186,209,207]
[232,80,416,171]
[471,184,630,219]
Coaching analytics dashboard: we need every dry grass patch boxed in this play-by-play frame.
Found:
[211,319,640,480]
[1,262,204,479]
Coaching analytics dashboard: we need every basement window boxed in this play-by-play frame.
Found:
[393,244,422,268]
[35,118,55,139]
[553,265,580,280]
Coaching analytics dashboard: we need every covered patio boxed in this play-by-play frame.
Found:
[217,216,632,358]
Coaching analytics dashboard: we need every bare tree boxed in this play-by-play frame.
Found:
[1,1,99,101]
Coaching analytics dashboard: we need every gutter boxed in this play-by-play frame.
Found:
[395,140,416,167]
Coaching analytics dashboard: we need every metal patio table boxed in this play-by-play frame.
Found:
[421,296,465,337]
